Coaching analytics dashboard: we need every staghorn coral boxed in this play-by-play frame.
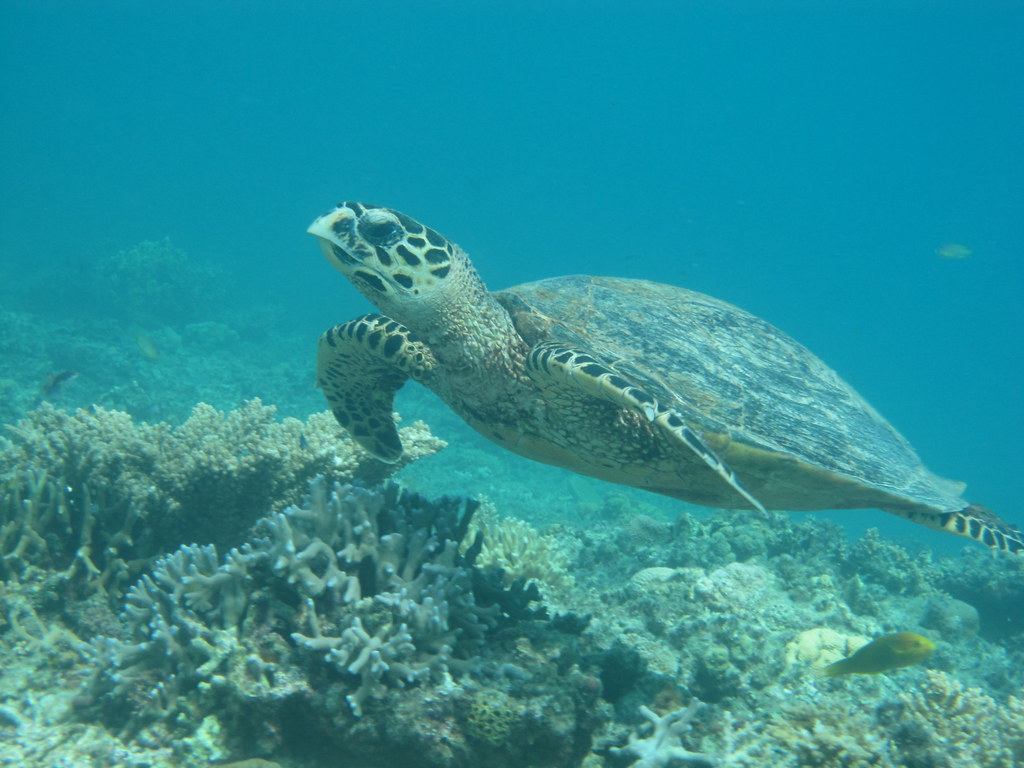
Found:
[80,541,313,741]
[607,701,716,768]
[281,481,498,715]
[0,456,153,593]
[0,400,444,598]
[81,477,537,738]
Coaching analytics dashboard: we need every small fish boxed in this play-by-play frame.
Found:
[135,332,160,361]
[936,243,972,259]
[41,370,79,398]
[821,632,935,678]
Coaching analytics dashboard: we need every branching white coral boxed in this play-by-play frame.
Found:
[84,477,514,727]
[610,701,717,768]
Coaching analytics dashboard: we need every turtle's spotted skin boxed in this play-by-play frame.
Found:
[308,202,1023,556]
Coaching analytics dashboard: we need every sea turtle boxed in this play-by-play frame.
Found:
[307,202,1022,555]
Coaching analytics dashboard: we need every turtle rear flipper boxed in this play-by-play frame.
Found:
[891,502,1024,555]
[318,314,436,462]
[526,341,766,513]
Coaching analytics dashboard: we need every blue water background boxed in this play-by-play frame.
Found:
[2,0,1021,551]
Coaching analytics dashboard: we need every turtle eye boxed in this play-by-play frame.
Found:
[358,212,402,246]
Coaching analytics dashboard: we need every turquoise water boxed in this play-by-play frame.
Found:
[1,5,1022,765]
[3,1,1020,542]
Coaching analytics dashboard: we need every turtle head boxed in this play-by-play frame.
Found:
[308,202,471,323]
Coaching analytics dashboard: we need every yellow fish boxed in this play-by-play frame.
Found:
[821,632,935,678]
[135,332,160,361]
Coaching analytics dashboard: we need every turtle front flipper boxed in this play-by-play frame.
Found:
[318,313,437,462]
[526,341,766,513]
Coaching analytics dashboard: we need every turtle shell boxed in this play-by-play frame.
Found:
[496,274,967,514]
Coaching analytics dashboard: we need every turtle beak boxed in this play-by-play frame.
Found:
[307,205,355,241]
[309,206,364,271]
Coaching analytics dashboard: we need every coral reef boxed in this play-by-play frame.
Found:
[2,389,1021,767]
[3,458,1022,767]
[701,671,1024,768]
[892,669,1024,768]
[568,502,1024,768]
[0,577,193,767]
[747,698,897,768]
[78,476,588,767]
[0,400,444,598]
[82,479,482,726]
